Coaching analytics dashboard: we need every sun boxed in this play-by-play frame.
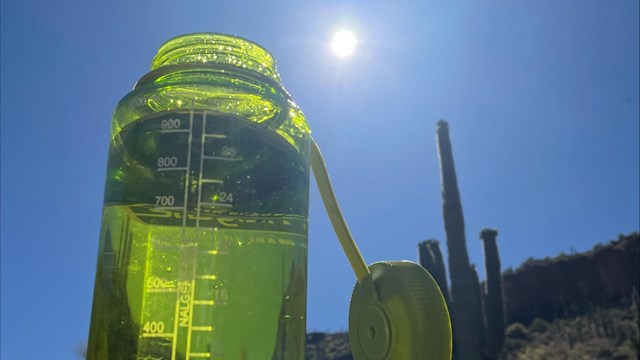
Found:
[331,30,357,58]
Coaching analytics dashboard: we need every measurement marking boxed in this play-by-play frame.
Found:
[157,167,188,172]
[185,278,197,359]
[189,353,211,358]
[204,133,227,139]
[202,249,228,256]
[147,288,177,293]
[200,202,233,208]
[181,107,195,225]
[161,129,190,133]
[202,156,239,162]
[196,113,207,230]
[200,179,224,184]
[172,105,196,360]
[198,274,218,280]
[193,299,215,305]
[155,206,184,211]
[142,332,174,338]
[187,112,208,359]
[191,326,213,331]
[170,280,180,360]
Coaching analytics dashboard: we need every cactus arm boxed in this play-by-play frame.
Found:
[480,228,505,359]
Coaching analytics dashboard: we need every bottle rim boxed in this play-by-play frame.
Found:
[151,33,279,81]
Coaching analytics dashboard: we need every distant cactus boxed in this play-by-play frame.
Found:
[419,240,437,277]
[418,239,450,304]
[420,120,505,360]
[418,239,507,358]
[480,228,505,359]
[470,264,486,354]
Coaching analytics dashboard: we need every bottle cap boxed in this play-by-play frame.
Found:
[349,261,452,359]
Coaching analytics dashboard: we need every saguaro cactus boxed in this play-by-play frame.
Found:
[436,120,484,360]
[419,236,505,359]
[480,228,505,359]
[427,121,505,360]
[470,264,486,353]
[419,239,450,304]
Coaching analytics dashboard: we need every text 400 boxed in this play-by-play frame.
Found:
[143,321,165,334]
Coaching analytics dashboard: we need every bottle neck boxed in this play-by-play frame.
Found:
[150,33,280,82]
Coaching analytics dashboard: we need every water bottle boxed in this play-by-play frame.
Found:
[87,33,310,360]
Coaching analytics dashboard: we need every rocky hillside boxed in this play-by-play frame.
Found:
[499,300,639,360]
[305,232,640,359]
[502,233,639,326]
[305,332,352,360]
[306,301,640,360]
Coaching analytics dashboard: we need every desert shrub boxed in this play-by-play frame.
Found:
[612,343,635,360]
[503,322,532,353]
[506,323,532,341]
[518,346,549,360]
[613,320,635,342]
[529,318,550,333]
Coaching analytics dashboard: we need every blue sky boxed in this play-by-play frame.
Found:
[1,1,638,358]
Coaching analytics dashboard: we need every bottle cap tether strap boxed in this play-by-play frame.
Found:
[310,138,453,360]
[309,140,371,283]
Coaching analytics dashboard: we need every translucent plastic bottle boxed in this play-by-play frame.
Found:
[87,33,310,360]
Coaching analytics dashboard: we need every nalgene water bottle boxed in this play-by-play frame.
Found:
[87,33,311,360]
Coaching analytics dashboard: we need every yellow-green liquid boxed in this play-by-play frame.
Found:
[87,111,309,359]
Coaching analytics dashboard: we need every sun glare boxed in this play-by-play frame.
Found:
[331,30,356,58]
